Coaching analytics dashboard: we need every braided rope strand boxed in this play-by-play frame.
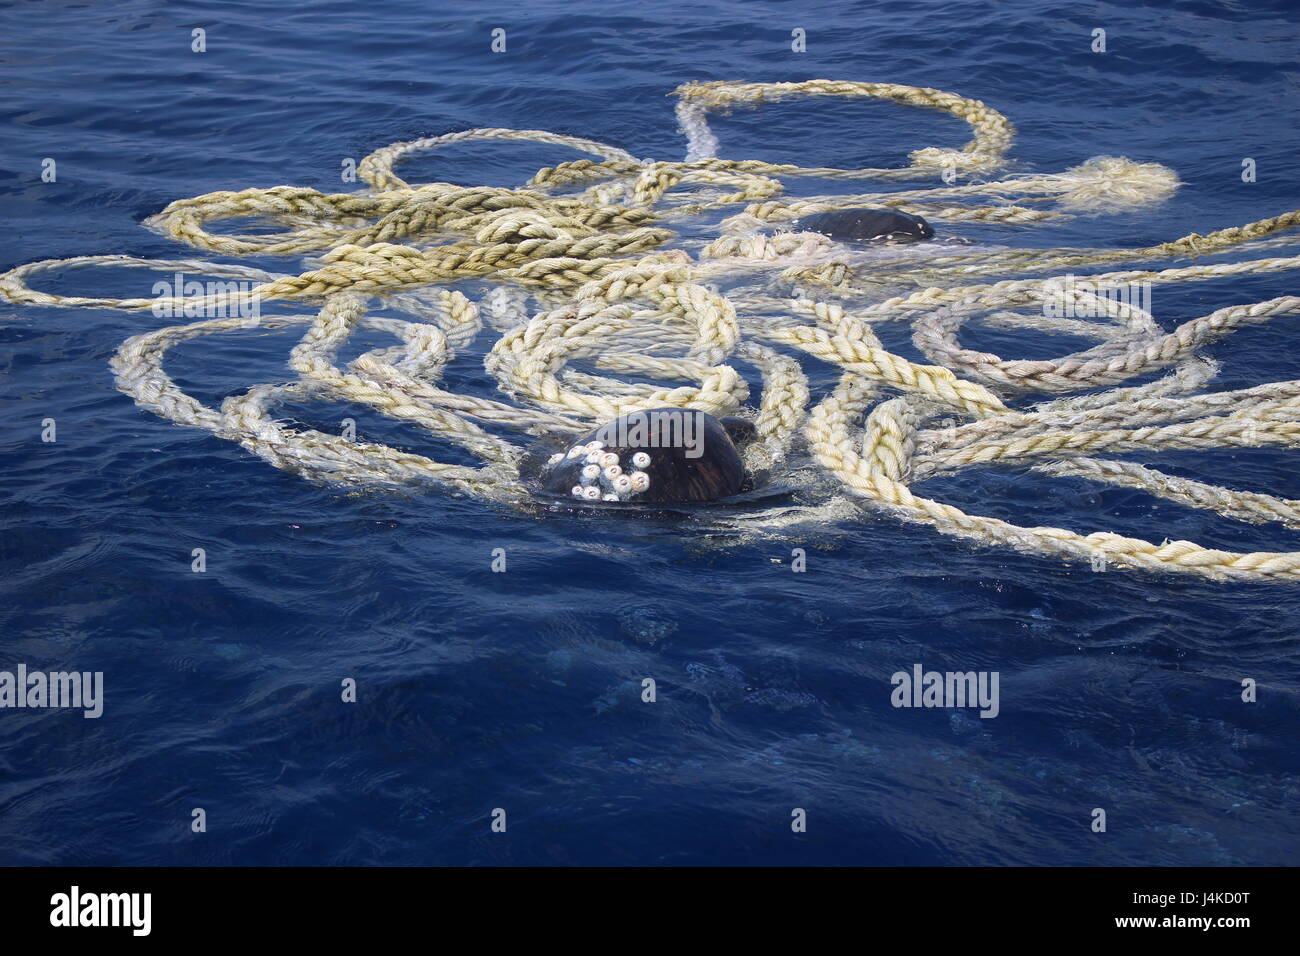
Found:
[7,79,1300,582]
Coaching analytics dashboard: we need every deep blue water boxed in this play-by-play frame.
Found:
[2,0,1299,866]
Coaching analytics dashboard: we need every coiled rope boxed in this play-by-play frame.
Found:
[6,79,1300,582]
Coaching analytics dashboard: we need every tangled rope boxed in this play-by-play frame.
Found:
[6,79,1300,582]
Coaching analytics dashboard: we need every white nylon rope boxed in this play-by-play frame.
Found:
[6,79,1300,581]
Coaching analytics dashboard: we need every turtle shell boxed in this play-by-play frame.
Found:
[541,408,746,503]
[792,207,934,243]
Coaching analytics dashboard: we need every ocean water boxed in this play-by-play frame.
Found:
[2,0,1299,866]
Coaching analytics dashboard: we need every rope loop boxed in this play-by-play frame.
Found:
[6,79,1300,581]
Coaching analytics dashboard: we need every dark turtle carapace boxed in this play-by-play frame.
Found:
[538,408,753,504]
[792,207,934,244]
